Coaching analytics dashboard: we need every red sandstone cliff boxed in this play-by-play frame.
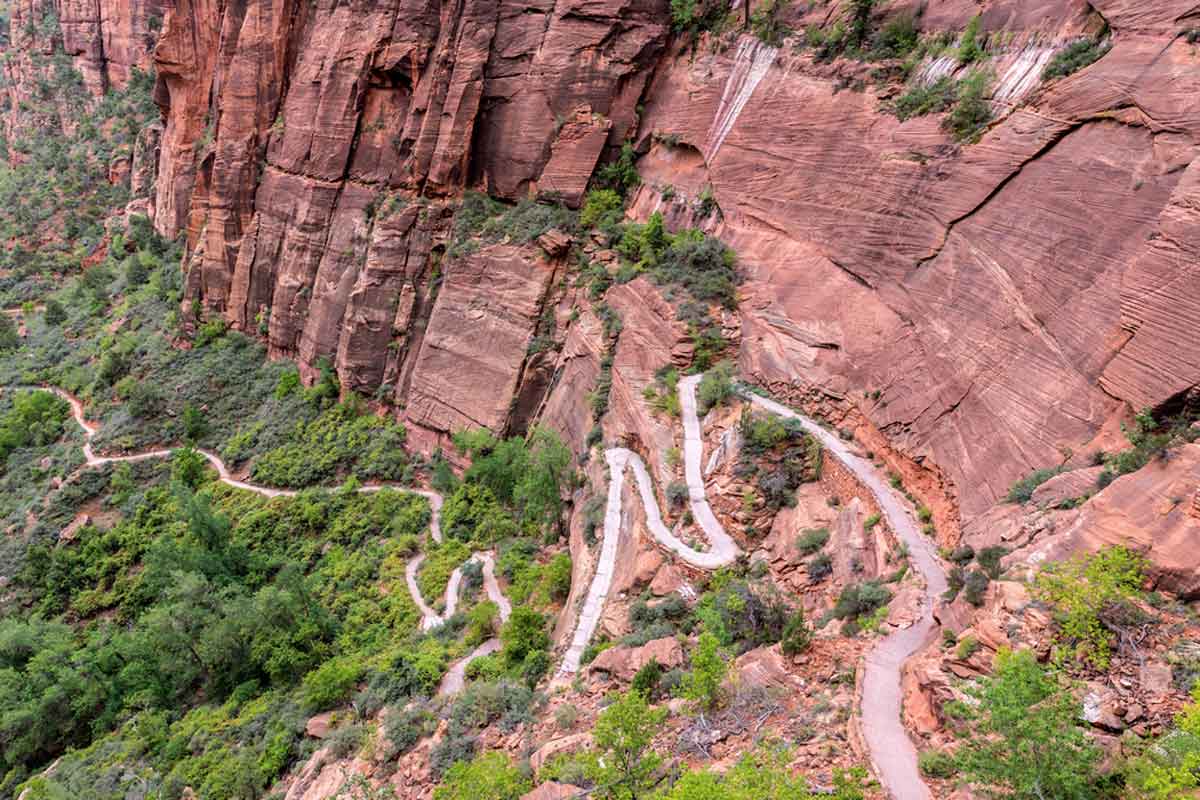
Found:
[5,0,1200,534]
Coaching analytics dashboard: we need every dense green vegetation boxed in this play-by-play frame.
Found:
[1034,546,1148,670]
[893,69,993,142]
[1124,687,1200,798]
[0,43,158,305]
[735,406,822,519]
[1,457,446,797]
[1043,36,1111,81]
[952,649,1106,799]
[578,192,739,373]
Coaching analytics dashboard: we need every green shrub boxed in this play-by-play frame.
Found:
[0,389,69,464]
[381,706,436,759]
[963,570,990,607]
[1034,546,1147,669]
[274,368,301,399]
[595,141,641,197]
[894,76,956,120]
[919,748,958,779]
[301,657,364,712]
[630,658,663,696]
[43,299,66,326]
[1043,38,1110,81]
[670,0,728,38]
[326,723,366,758]
[749,0,790,45]
[977,545,1007,579]
[943,70,993,143]
[956,649,1103,798]
[871,13,919,59]
[250,401,408,488]
[500,607,549,669]
[433,751,531,800]
[682,633,727,709]
[949,544,975,564]
[697,360,735,414]
[863,513,881,531]
[832,581,891,622]
[1006,465,1063,503]
[956,635,981,660]
[957,15,983,64]
[808,552,833,581]
[781,607,812,655]
[545,553,572,601]
[580,189,623,228]
[430,733,477,779]
[796,527,829,555]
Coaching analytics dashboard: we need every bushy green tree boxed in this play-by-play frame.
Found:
[42,298,66,326]
[661,742,812,799]
[589,690,667,799]
[500,607,548,669]
[697,361,735,414]
[781,606,812,656]
[958,15,983,63]
[957,649,1102,799]
[1034,546,1147,669]
[433,751,531,800]
[682,632,728,711]
[1125,686,1200,799]
[0,389,69,463]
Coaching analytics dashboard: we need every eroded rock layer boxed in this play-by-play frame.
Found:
[8,0,1200,531]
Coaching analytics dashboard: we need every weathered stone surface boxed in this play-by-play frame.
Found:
[1020,443,1200,597]
[634,13,1200,532]
[1029,466,1104,508]
[404,244,556,435]
[522,783,583,800]
[589,636,683,681]
[530,732,592,774]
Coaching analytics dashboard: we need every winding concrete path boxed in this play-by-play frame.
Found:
[18,370,947,790]
[744,393,947,800]
[555,377,946,799]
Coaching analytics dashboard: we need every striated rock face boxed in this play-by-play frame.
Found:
[142,0,669,448]
[632,2,1200,527]
[13,0,1197,534]
[1019,443,1200,597]
[0,0,163,144]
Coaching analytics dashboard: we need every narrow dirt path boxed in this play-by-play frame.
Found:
[12,384,499,697]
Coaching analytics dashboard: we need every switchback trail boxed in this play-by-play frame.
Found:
[10,385,505,698]
[19,375,946,792]
[557,377,946,800]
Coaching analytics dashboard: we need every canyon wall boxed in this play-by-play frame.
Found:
[5,0,1200,530]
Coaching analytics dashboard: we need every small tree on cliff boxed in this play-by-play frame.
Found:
[589,689,668,800]
[956,649,1102,800]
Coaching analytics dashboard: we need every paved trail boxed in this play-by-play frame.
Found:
[20,373,946,793]
[557,378,946,799]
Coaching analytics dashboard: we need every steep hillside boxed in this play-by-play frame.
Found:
[2,0,1200,799]
[112,0,1198,534]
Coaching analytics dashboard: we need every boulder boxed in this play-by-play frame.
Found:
[1140,662,1175,695]
[304,711,336,739]
[650,563,685,596]
[530,733,593,774]
[522,783,583,800]
[589,636,683,682]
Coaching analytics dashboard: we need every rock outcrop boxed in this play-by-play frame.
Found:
[9,0,1200,583]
